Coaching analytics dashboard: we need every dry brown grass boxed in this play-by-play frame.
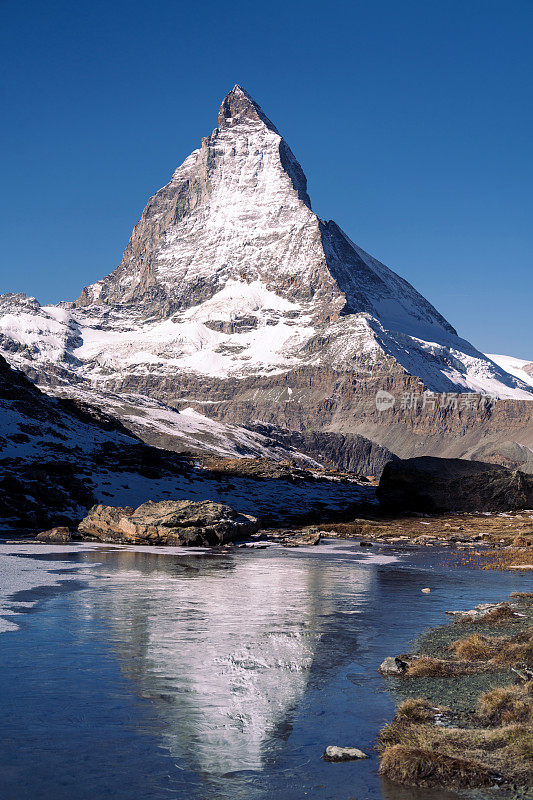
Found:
[396,698,437,722]
[320,513,533,546]
[478,604,518,623]
[512,536,533,547]
[478,549,533,571]
[492,628,533,667]
[405,655,486,677]
[478,686,533,726]
[318,519,378,537]
[406,656,455,677]
[378,714,533,787]
[508,725,533,760]
[379,695,533,779]
[377,717,442,756]
[448,629,533,667]
[378,745,498,789]
[449,634,499,660]
[378,593,533,789]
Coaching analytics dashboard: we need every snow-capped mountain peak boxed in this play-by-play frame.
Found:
[218,84,280,132]
[0,85,531,475]
[59,85,530,398]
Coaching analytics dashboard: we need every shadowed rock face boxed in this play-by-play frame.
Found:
[78,500,259,546]
[242,423,398,477]
[377,456,533,513]
[0,353,186,528]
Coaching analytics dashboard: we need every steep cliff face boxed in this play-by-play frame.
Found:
[75,86,332,317]
[0,86,532,473]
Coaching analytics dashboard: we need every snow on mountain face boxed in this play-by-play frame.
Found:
[0,85,531,411]
[486,354,533,389]
[75,86,331,316]
[42,382,324,463]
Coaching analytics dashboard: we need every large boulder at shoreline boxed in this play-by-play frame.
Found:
[378,456,533,513]
[78,500,259,546]
[35,526,72,543]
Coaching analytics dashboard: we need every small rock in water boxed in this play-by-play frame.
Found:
[422,587,431,593]
[359,540,374,547]
[323,746,369,762]
[35,526,71,543]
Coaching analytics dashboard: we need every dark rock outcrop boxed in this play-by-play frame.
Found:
[243,424,398,477]
[377,456,533,513]
[78,500,259,546]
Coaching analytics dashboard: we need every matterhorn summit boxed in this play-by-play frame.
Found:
[75,85,461,339]
[1,85,532,470]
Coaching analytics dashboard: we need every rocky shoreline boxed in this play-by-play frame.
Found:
[13,504,533,564]
[377,593,533,796]
[21,455,531,567]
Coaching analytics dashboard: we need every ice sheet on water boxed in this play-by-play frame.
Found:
[0,543,99,633]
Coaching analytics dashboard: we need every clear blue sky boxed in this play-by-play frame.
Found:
[1,0,531,357]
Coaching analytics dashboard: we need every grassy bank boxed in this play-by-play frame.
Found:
[319,511,533,570]
[377,593,533,796]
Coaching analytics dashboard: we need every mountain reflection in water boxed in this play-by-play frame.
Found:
[3,540,525,799]
[86,546,374,776]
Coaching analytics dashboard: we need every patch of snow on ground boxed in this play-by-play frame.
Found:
[91,468,376,524]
